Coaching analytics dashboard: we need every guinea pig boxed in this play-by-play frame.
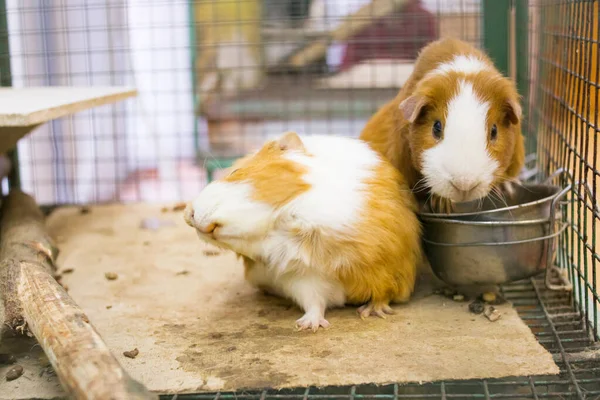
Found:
[360,38,525,208]
[184,131,421,332]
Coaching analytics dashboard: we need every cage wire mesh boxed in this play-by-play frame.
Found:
[4,0,198,205]
[0,0,599,399]
[1,0,481,205]
[528,0,600,343]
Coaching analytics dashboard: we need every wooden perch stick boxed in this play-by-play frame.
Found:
[0,190,157,400]
[288,0,409,67]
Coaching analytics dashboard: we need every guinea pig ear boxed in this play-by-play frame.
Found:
[277,131,305,151]
[504,98,522,125]
[399,95,428,123]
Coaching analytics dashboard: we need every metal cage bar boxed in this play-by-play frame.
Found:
[483,0,510,77]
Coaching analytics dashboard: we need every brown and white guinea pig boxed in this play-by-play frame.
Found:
[184,131,421,332]
[360,38,525,207]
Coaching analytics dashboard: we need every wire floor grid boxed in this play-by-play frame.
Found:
[160,277,600,400]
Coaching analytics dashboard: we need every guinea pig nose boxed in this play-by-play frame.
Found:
[451,180,480,193]
[198,222,219,234]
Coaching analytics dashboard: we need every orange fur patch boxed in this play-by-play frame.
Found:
[288,158,421,307]
[338,161,421,306]
[224,139,311,208]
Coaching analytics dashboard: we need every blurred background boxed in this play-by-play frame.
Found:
[4,0,482,205]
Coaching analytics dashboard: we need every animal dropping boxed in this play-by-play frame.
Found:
[184,131,422,332]
[105,272,118,281]
[5,365,24,381]
[172,202,186,211]
[468,301,485,315]
[484,306,501,322]
[123,348,139,359]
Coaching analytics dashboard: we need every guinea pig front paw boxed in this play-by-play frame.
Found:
[357,302,395,320]
[295,312,330,333]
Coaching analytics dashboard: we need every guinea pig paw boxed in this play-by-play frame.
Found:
[357,303,395,320]
[295,314,330,333]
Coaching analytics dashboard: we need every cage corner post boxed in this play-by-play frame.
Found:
[482,0,511,77]
[515,0,532,154]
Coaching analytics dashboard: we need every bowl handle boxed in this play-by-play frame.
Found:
[543,167,574,186]
[544,167,600,292]
[544,179,572,291]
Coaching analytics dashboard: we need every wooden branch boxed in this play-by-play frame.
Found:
[0,189,57,331]
[0,190,157,400]
[288,0,410,68]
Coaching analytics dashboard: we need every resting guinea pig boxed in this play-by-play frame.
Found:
[360,38,525,209]
[184,131,421,332]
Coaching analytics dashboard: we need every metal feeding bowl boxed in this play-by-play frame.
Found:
[419,183,562,221]
[418,183,570,287]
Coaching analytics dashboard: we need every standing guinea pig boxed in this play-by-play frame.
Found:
[184,131,421,332]
[360,38,525,209]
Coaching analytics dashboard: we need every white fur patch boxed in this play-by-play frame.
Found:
[431,54,490,76]
[421,80,499,201]
[245,260,346,312]
[189,181,274,244]
[189,135,380,266]
[282,135,380,231]
[246,135,382,273]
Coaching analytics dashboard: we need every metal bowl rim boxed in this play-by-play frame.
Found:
[417,183,563,219]
[421,221,567,246]
[419,216,552,226]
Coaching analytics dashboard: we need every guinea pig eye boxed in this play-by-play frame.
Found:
[490,124,498,141]
[432,120,443,139]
